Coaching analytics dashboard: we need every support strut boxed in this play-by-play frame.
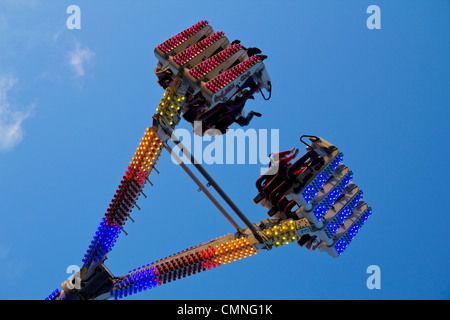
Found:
[169,133,264,243]
[164,142,243,233]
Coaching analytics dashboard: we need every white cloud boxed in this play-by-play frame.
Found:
[68,43,95,77]
[0,76,34,151]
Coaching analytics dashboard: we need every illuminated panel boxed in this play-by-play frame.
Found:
[105,174,142,226]
[332,202,372,256]
[110,218,315,299]
[170,31,226,67]
[82,217,121,268]
[313,170,353,221]
[45,288,62,300]
[154,236,257,284]
[156,87,175,115]
[110,235,257,299]
[188,44,243,80]
[263,220,300,248]
[212,236,257,266]
[302,152,343,203]
[324,190,363,239]
[156,87,186,127]
[130,127,163,173]
[112,266,159,299]
[83,83,188,269]
[83,89,172,267]
[103,125,163,228]
[156,20,210,55]
[204,55,261,93]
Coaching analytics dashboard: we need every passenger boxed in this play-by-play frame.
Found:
[185,92,207,111]
[210,81,261,133]
[254,146,332,220]
[186,79,263,135]
[255,148,298,194]
[230,40,263,57]
[182,92,209,126]
[235,110,262,127]
[154,66,173,89]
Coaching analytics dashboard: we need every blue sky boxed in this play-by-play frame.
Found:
[0,0,449,300]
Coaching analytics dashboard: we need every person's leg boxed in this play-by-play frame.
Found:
[235,110,262,126]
